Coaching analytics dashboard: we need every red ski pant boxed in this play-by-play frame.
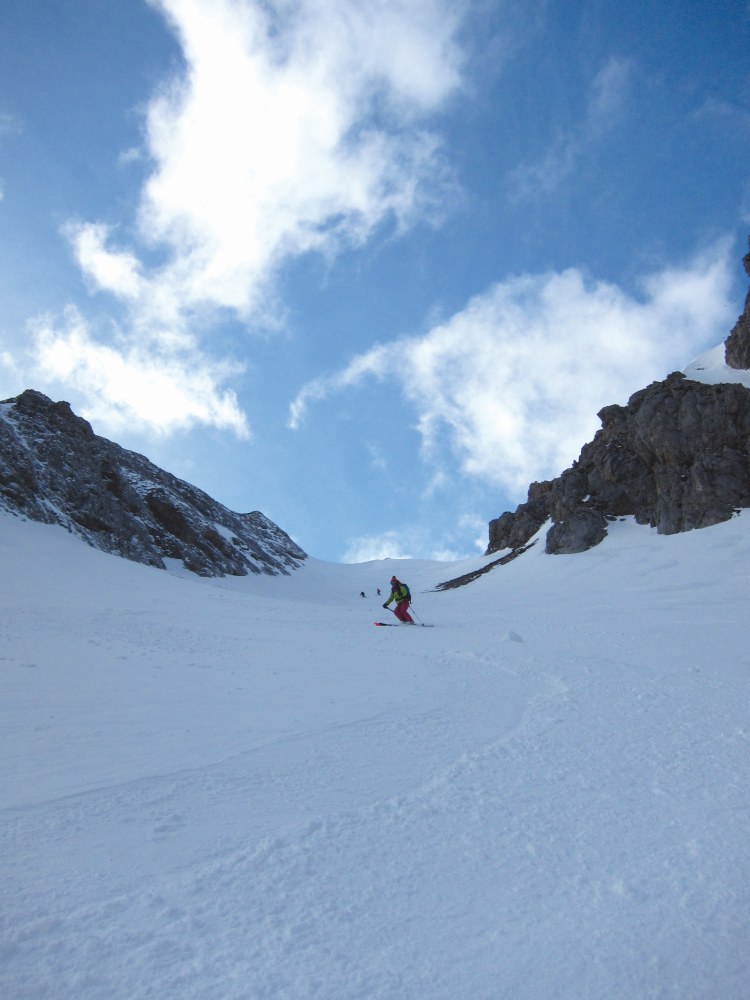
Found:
[393,599,414,623]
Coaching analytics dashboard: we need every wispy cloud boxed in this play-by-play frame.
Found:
[509,55,633,198]
[694,96,750,134]
[32,0,466,436]
[0,112,20,137]
[32,306,249,438]
[0,112,20,206]
[291,241,736,495]
[289,344,393,430]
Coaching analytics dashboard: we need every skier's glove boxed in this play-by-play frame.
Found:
[382,602,388,608]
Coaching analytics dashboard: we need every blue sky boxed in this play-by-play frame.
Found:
[1,0,749,562]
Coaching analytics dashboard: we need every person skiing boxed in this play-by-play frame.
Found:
[383,575,414,623]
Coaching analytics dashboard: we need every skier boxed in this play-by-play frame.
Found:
[383,575,414,623]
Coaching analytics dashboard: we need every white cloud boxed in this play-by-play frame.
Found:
[31,306,249,438]
[510,55,633,198]
[290,241,736,495]
[342,530,416,563]
[0,349,22,381]
[341,521,478,562]
[132,0,461,322]
[48,0,465,437]
[66,223,145,300]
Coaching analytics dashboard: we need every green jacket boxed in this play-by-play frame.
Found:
[384,582,410,606]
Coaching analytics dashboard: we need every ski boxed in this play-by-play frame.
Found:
[374,621,435,627]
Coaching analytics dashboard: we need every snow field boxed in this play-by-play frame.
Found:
[1,514,749,998]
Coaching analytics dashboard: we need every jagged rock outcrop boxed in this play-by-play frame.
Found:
[0,389,306,577]
[489,371,750,555]
[489,240,750,557]
[724,236,750,369]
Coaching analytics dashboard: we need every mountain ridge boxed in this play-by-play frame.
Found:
[0,388,306,577]
[488,237,750,557]
[2,239,749,572]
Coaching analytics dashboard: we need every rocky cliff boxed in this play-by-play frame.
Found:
[0,389,306,577]
[724,238,750,369]
[488,238,750,556]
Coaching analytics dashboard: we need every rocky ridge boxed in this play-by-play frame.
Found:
[0,389,306,577]
[724,239,750,369]
[488,238,750,557]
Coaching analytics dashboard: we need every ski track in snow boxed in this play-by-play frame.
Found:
[1,516,749,999]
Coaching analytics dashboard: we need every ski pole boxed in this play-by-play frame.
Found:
[410,605,423,624]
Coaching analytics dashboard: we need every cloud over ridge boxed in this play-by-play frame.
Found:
[290,242,736,495]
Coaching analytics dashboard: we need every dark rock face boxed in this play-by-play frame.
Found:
[0,389,306,577]
[488,372,750,556]
[545,508,608,555]
[724,237,750,369]
[487,480,552,552]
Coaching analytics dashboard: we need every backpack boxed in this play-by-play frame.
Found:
[401,583,411,601]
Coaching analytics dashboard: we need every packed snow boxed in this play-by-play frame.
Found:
[1,511,749,999]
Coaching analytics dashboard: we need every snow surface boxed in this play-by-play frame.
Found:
[684,343,750,388]
[1,511,749,999]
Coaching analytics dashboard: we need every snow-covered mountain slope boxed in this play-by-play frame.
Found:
[684,340,750,387]
[0,390,306,577]
[1,513,748,999]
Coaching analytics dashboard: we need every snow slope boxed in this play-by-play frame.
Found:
[684,342,750,388]
[1,512,748,999]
